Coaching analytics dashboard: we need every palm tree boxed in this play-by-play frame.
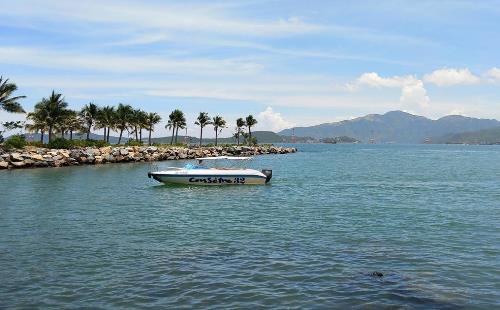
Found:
[212,115,226,146]
[145,112,161,146]
[57,109,77,138]
[64,110,83,140]
[166,111,176,145]
[194,112,211,147]
[115,103,133,144]
[97,106,115,143]
[235,118,246,145]
[173,109,186,144]
[136,110,148,142]
[245,115,258,144]
[0,76,25,113]
[26,109,48,143]
[130,109,143,141]
[36,91,69,142]
[80,102,99,140]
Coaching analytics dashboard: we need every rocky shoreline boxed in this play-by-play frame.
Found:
[0,145,297,170]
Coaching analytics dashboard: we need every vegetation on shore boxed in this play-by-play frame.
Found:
[0,76,260,148]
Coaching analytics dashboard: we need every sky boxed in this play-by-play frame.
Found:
[1,0,500,137]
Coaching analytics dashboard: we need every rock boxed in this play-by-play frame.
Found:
[53,160,66,167]
[0,161,9,169]
[30,154,44,161]
[371,271,383,277]
[94,155,103,164]
[10,153,24,162]
[120,149,129,156]
[34,161,49,168]
[11,161,26,168]
[24,159,35,166]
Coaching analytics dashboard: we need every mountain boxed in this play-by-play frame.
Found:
[151,131,312,144]
[279,111,500,143]
[432,126,500,144]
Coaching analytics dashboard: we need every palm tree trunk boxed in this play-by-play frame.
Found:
[70,130,73,140]
[48,125,53,143]
[135,126,139,141]
[40,130,45,143]
[107,127,111,143]
[139,128,142,142]
[170,126,175,145]
[103,128,107,141]
[248,127,252,144]
[175,126,179,144]
[237,130,240,145]
[118,129,123,144]
[148,127,152,146]
[215,128,218,146]
[87,125,91,140]
[199,127,203,147]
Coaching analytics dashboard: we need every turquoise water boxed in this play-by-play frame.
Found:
[1,144,499,309]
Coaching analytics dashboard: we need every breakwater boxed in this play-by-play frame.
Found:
[0,145,296,169]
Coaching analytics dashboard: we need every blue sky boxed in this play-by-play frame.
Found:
[1,0,500,137]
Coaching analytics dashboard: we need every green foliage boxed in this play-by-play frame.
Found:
[47,137,73,149]
[4,134,27,150]
[26,141,45,147]
[47,138,109,149]
[0,76,26,113]
[125,140,144,146]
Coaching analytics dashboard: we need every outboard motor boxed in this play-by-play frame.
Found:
[261,169,273,183]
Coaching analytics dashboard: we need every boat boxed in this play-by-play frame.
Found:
[147,156,272,185]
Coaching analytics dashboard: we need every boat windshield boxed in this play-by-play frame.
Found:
[194,157,252,169]
[183,163,207,170]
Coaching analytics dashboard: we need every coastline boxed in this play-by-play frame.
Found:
[0,145,297,170]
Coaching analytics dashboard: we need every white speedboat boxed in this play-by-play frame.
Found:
[148,156,272,185]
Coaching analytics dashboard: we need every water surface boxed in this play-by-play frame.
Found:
[1,144,499,309]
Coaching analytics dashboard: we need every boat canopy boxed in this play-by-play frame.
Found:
[195,156,253,161]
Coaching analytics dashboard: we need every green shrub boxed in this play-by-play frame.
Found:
[70,139,108,148]
[125,140,144,146]
[26,141,45,148]
[3,134,27,150]
[47,138,73,149]
[47,138,109,149]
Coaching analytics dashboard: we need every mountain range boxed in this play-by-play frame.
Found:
[279,111,500,143]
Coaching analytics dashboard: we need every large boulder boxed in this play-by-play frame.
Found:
[34,161,49,168]
[30,154,44,161]
[11,161,26,168]
[10,153,24,162]
[0,161,9,169]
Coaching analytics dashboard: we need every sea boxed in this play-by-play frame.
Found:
[0,144,499,309]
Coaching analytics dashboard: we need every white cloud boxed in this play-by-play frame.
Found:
[1,0,324,37]
[0,47,263,75]
[423,68,480,86]
[257,107,293,132]
[485,67,500,83]
[346,72,430,109]
[400,79,430,108]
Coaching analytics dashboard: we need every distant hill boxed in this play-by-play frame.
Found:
[433,126,500,144]
[279,111,500,143]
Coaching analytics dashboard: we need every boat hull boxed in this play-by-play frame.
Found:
[151,174,267,185]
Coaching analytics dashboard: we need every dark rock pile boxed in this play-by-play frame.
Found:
[0,145,297,169]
